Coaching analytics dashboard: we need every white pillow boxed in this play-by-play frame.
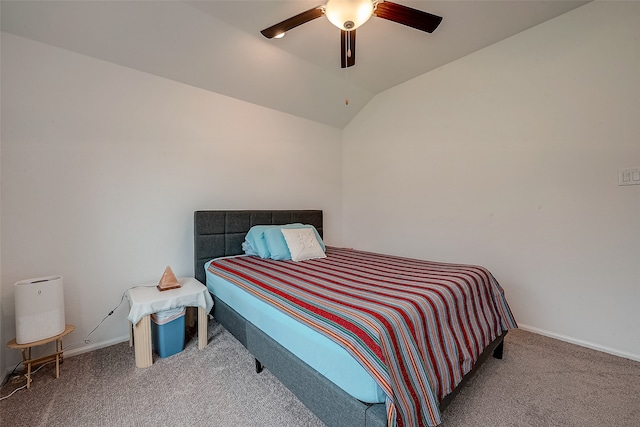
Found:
[280,228,327,262]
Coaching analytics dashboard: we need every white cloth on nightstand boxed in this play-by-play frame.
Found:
[125,277,213,325]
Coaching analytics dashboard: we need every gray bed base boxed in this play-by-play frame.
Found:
[194,210,506,427]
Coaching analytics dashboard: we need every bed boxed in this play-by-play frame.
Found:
[194,210,516,427]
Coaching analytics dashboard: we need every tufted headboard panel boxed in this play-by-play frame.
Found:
[193,210,323,284]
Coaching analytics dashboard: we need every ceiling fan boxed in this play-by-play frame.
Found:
[260,0,443,68]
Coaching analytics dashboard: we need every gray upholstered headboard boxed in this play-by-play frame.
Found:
[193,210,323,284]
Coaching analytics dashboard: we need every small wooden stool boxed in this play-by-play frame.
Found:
[6,324,75,389]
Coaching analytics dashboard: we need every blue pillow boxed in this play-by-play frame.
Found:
[244,225,279,258]
[264,225,325,260]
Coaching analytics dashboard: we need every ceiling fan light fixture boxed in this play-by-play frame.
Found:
[274,32,285,39]
[325,0,374,31]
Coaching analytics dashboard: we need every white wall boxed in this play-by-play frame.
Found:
[0,33,343,373]
[343,1,640,360]
[0,67,3,374]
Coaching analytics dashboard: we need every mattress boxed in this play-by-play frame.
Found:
[205,256,387,404]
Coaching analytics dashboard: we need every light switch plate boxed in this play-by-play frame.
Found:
[619,168,640,186]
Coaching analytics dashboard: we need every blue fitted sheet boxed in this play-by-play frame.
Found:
[205,258,386,404]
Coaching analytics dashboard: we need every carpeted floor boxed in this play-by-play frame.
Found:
[1,322,638,426]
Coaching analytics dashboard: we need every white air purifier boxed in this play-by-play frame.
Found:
[15,275,66,344]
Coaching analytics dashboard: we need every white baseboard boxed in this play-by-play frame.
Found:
[63,334,130,358]
[517,323,640,362]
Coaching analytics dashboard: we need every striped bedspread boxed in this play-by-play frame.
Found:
[207,247,517,427]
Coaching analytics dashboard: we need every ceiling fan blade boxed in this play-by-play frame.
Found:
[373,1,442,33]
[340,30,356,68]
[260,6,324,39]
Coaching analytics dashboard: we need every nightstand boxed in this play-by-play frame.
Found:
[125,277,213,368]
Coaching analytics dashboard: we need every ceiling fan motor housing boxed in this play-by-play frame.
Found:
[325,0,374,31]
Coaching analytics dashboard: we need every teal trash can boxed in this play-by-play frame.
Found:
[150,307,186,358]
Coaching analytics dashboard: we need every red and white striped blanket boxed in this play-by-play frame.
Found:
[208,247,517,426]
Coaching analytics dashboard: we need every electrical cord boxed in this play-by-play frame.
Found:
[61,292,126,351]
[62,284,156,351]
[0,384,27,400]
[0,360,53,400]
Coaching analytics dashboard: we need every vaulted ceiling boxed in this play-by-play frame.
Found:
[1,1,589,128]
